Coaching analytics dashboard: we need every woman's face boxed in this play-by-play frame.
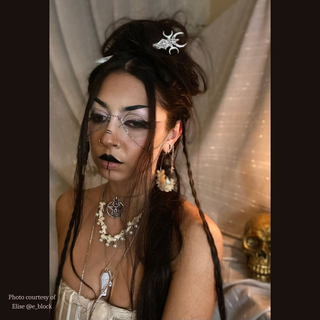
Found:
[88,72,169,184]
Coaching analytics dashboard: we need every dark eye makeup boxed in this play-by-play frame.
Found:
[89,112,109,124]
[124,119,150,129]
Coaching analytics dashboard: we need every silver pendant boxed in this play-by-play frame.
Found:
[100,269,113,297]
[106,197,125,218]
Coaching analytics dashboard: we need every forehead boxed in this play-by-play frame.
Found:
[96,72,168,122]
[97,73,148,110]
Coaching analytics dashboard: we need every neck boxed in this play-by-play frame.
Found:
[106,180,146,200]
[106,181,129,198]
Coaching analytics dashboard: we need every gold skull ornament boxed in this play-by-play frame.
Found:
[243,212,271,282]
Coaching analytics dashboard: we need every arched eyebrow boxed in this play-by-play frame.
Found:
[94,97,108,109]
[123,105,148,111]
[94,97,148,112]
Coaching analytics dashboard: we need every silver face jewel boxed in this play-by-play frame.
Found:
[88,100,150,149]
[152,31,187,55]
[106,197,125,219]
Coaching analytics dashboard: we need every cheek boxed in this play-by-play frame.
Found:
[127,145,142,160]
[88,134,100,153]
[153,134,163,148]
[154,123,169,148]
[123,143,146,173]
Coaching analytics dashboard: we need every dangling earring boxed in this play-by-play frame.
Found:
[156,143,175,192]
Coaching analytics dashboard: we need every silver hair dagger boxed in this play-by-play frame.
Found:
[152,31,187,54]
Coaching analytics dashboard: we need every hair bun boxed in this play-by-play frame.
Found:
[101,19,205,98]
[102,19,188,58]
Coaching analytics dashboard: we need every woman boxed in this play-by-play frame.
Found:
[51,18,226,320]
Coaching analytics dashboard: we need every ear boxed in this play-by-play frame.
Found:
[162,120,183,153]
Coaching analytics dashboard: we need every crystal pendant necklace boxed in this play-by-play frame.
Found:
[87,227,139,320]
[77,209,140,320]
[100,240,124,297]
[77,185,142,319]
[99,228,138,298]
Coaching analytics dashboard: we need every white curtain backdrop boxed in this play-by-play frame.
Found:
[50,1,270,318]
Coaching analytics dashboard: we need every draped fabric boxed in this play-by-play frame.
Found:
[50,0,270,318]
[56,281,136,320]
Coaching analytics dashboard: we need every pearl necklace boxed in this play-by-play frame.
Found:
[96,201,142,248]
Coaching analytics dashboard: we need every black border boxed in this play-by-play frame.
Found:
[3,2,50,319]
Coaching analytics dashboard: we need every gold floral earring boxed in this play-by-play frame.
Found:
[156,143,175,192]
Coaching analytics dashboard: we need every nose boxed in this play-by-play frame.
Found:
[99,116,120,148]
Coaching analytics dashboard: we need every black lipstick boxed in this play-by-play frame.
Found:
[99,154,123,164]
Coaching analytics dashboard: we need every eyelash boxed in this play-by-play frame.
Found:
[89,112,150,129]
[124,119,150,129]
[89,112,109,123]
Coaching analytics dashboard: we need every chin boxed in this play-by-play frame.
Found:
[97,168,131,183]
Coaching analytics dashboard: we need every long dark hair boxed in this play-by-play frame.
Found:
[51,18,226,320]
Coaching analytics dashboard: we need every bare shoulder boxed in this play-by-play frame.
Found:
[55,184,106,260]
[55,189,75,235]
[56,188,74,210]
[180,200,223,260]
[162,200,223,319]
[55,184,106,238]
